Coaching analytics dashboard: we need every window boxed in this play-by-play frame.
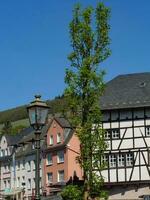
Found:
[4,180,6,188]
[17,177,20,188]
[47,154,53,165]
[118,154,125,167]
[28,179,31,190]
[49,135,53,145]
[109,154,116,168]
[58,170,64,182]
[57,151,64,163]
[22,176,25,187]
[57,133,61,143]
[4,165,7,173]
[33,178,35,188]
[7,165,10,172]
[2,150,5,156]
[7,180,10,188]
[112,129,120,139]
[126,153,133,166]
[5,148,8,156]
[107,153,133,168]
[22,160,25,169]
[104,130,110,139]
[102,155,108,165]
[23,145,26,151]
[146,127,150,136]
[33,160,36,170]
[104,129,120,139]
[27,161,31,171]
[17,161,20,170]
[22,176,25,182]
[47,172,53,184]
[32,141,35,149]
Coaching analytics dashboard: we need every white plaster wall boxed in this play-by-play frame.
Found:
[108,184,150,200]
[11,153,42,199]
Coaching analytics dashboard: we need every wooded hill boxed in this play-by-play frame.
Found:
[0,97,67,125]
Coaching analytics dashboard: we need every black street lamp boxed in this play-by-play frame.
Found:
[27,95,49,200]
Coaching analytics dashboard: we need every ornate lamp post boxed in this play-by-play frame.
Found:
[27,95,49,200]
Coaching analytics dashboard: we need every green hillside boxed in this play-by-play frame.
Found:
[0,97,68,125]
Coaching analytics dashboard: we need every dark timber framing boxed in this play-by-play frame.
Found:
[102,106,150,184]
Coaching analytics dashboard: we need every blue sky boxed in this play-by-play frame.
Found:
[0,0,150,111]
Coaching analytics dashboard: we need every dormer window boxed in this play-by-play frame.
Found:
[2,150,5,156]
[57,133,61,143]
[5,148,8,156]
[32,141,35,149]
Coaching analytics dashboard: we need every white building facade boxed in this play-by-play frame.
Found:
[100,73,150,200]
[0,127,43,200]
[0,135,13,197]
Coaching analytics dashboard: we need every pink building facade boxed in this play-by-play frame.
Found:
[43,117,82,195]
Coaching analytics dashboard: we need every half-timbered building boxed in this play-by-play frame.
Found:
[100,73,150,199]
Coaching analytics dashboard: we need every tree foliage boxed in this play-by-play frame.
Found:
[1,121,12,135]
[1,121,27,135]
[61,185,83,200]
[65,3,110,200]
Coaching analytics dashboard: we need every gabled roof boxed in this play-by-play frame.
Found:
[44,117,74,152]
[6,127,33,146]
[54,117,71,128]
[100,72,150,110]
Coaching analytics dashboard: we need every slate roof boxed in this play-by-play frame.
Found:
[100,72,150,110]
[7,127,33,146]
[54,117,72,128]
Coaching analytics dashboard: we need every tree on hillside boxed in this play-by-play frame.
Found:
[11,125,27,135]
[2,121,12,135]
[65,3,111,200]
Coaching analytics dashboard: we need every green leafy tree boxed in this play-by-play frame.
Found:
[65,3,111,200]
[11,125,27,135]
[1,121,12,135]
[61,185,83,200]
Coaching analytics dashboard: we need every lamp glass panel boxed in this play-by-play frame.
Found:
[28,108,36,125]
[36,107,49,125]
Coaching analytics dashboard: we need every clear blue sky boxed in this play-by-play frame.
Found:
[0,0,150,111]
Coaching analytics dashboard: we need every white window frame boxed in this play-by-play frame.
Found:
[112,129,120,139]
[22,176,25,182]
[7,180,10,188]
[146,126,150,136]
[104,130,111,139]
[22,160,25,169]
[102,155,108,164]
[126,153,133,166]
[27,161,31,171]
[27,178,31,190]
[4,180,6,188]
[57,151,64,163]
[17,161,20,171]
[49,135,53,145]
[118,154,125,167]
[109,154,116,168]
[47,154,53,165]
[58,170,64,182]
[47,172,53,184]
[17,177,20,188]
[57,133,61,143]
[32,141,35,149]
